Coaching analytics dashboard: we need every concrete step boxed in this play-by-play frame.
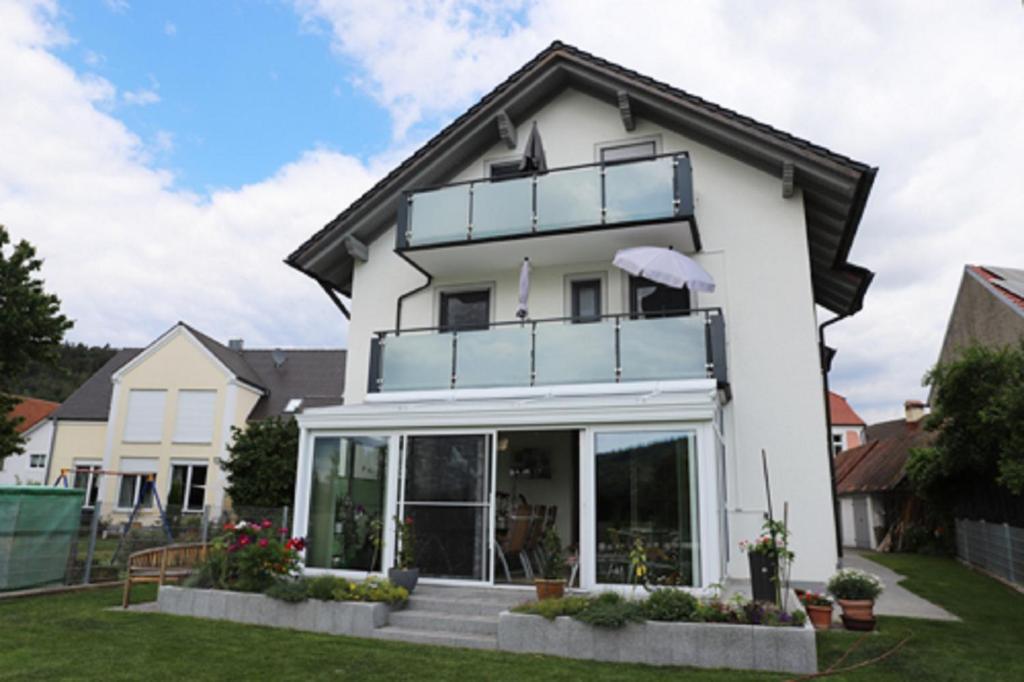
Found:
[373,626,497,650]
[413,585,534,603]
[406,595,520,617]
[388,610,498,636]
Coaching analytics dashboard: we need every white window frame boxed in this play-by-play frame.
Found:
[172,389,217,444]
[116,474,156,511]
[563,271,609,320]
[73,461,102,509]
[169,461,208,513]
[122,389,167,443]
[594,134,662,164]
[29,454,46,469]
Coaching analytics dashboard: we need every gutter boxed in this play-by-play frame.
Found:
[394,251,433,334]
[819,313,848,563]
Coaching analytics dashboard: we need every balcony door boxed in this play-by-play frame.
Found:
[399,433,493,582]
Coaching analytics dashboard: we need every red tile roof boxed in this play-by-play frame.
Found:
[829,392,866,426]
[970,265,1024,313]
[7,397,60,433]
[835,419,934,494]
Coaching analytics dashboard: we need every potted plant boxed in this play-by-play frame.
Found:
[739,519,793,604]
[799,590,834,630]
[387,515,418,593]
[535,527,567,600]
[827,568,883,630]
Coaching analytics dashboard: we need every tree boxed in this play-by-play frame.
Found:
[220,418,300,508]
[0,225,72,464]
[909,341,1024,502]
[0,342,117,402]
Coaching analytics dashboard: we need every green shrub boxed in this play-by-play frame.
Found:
[692,598,738,623]
[352,576,409,605]
[575,592,642,629]
[641,589,698,622]
[512,596,591,620]
[308,575,348,601]
[264,579,309,603]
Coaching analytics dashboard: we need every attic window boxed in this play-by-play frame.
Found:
[600,140,656,164]
[284,398,304,414]
[489,160,525,180]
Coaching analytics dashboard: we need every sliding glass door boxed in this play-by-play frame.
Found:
[400,434,492,582]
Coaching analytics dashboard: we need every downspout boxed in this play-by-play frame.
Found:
[819,313,847,563]
[394,251,433,334]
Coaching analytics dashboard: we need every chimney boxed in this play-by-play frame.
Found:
[904,400,926,424]
[228,339,244,351]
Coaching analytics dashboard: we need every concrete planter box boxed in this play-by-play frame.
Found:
[157,586,390,637]
[497,612,816,674]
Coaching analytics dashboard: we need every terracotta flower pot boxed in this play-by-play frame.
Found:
[534,578,566,601]
[805,603,834,630]
[837,598,874,621]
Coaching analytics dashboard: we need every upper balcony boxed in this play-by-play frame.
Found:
[396,153,699,277]
[367,308,727,397]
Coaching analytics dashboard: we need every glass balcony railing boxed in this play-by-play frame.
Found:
[396,153,694,249]
[367,309,727,393]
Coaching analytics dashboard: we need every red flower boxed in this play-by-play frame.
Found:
[239,535,251,546]
[261,519,272,529]
[223,522,235,531]
[285,537,306,552]
[258,538,269,548]
[405,516,413,525]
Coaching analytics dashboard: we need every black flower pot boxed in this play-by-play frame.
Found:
[748,552,779,604]
[388,567,419,593]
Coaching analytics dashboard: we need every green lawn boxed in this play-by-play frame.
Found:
[1,553,1022,680]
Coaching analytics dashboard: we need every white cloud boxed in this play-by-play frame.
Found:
[83,49,104,66]
[0,1,380,350]
[122,87,159,105]
[164,22,176,37]
[294,0,1024,423]
[103,0,129,14]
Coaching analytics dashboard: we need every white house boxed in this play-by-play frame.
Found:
[829,392,866,456]
[0,397,59,486]
[286,42,877,591]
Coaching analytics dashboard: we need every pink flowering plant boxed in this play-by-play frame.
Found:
[738,519,794,562]
[197,519,305,593]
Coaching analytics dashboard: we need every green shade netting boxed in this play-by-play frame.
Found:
[0,486,85,591]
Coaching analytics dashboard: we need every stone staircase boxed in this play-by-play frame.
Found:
[373,585,533,650]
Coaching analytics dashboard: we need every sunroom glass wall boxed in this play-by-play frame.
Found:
[306,436,388,570]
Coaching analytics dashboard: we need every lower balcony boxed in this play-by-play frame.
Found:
[367,309,727,394]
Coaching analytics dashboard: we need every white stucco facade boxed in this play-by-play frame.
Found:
[296,86,841,586]
[0,419,55,486]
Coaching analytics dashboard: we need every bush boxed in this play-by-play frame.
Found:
[512,595,591,620]
[308,575,347,601]
[264,579,308,603]
[190,519,304,593]
[827,568,884,601]
[575,592,643,629]
[642,588,698,622]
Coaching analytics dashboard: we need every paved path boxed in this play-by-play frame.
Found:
[843,550,959,621]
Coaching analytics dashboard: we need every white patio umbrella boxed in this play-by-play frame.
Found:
[612,246,715,292]
[515,257,531,318]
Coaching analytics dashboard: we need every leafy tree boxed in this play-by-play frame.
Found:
[220,418,300,508]
[0,342,117,402]
[909,341,1024,500]
[0,225,72,463]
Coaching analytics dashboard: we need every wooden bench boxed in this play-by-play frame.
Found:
[122,542,208,608]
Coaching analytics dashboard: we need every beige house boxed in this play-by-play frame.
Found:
[46,323,344,522]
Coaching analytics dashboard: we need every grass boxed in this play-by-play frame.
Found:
[1,553,1022,680]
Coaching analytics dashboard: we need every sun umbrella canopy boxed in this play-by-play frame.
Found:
[515,257,531,318]
[519,122,547,173]
[612,247,715,292]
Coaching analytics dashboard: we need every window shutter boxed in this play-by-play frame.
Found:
[173,390,217,443]
[123,390,167,442]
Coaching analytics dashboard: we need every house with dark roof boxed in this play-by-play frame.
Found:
[47,323,343,520]
[834,401,933,550]
[936,265,1024,371]
[828,392,866,456]
[0,397,60,485]
[285,41,877,595]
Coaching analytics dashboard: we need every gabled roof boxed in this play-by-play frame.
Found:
[7,397,60,433]
[288,40,876,316]
[829,392,866,427]
[969,265,1024,316]
[51,349,142,421]
[51,324,345,423]
[835,418,934,494]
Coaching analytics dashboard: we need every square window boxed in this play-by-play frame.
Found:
[168,463,208,513]
[29,454,46,469]
[570,279,602,323]
[440,289,490,332]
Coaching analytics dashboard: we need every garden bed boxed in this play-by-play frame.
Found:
[497,611,816,673]
[158,586,390,637]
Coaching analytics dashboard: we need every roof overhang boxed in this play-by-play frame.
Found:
[288,42,876,316]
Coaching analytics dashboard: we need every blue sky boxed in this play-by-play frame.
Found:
[59,0,390,191]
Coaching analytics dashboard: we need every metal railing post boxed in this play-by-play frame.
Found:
[530,321,537,386]
[282,506,290,532]
[450,333,458,389]
[82,502,101,585]
[614,315,622,382]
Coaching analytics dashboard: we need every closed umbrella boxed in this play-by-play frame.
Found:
[612,246,715,292]
[519,122,547,173]
[515,257,531,319]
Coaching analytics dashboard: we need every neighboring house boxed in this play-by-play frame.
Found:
[936,265,1024,370]
[286,41,876,589]
[46,323,344,522]
[828,392,866,456]
[0,397,60,485]
[834,400,931,550]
